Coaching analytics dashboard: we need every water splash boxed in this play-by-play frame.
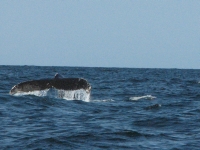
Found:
[129,95,156,101]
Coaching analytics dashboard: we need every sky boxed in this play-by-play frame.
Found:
[0,0,199,69]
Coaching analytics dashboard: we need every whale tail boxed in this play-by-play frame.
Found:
[9,74,91,98]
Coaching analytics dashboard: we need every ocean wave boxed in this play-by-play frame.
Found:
[129,95,156,101]
[145,104,161,110]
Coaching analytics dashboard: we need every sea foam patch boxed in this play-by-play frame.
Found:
[129,95,156,101]
[92,99,115,102]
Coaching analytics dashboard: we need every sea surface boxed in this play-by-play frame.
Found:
[0,66,200,150]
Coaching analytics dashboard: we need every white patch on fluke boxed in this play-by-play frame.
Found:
[129,95,156,101]
[57,89,90,102]
[12,88,90,102]
[13,89,49,97]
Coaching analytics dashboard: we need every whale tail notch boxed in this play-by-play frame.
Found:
[54,73,63,79]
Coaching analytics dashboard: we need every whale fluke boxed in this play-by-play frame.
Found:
[9,74,91,95]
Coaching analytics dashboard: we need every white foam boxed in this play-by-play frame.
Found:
[129,95,156,101]
[12,88,90,102]
[92,99,114,102]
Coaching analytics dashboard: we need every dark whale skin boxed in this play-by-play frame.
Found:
[10,78,91,95]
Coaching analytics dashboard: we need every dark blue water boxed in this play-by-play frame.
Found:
[1,66,200,149]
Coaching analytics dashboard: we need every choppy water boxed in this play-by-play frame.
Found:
[1,66,200,149]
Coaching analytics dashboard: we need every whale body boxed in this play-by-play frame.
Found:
[9,73,91,95]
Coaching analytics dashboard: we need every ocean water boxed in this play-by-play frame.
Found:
[1,66,200,150]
